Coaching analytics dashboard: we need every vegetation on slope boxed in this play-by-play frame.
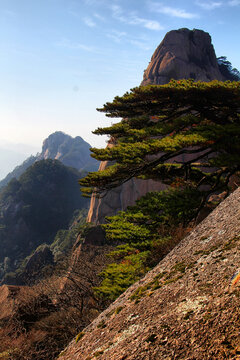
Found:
[0,159,89,284]
[217,56,240,81]
[1,80,240,359]
[0,221,108,360]
[81,79,240,300]
[95,187,200,300]
[81,80,240,199]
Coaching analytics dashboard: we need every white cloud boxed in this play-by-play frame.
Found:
[149,2,197,18]
[83,17,96,27]
[228,0,240,5]
[106,30,127,43]
[129,39,151,51]
[195,1,223,10]
[111,4,164,30]
[106,30,151,50]
[93,13,105,21]
[55,39,95,52]
[131,16,163,30]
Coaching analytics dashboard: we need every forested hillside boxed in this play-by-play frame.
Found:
[0,159,89,284]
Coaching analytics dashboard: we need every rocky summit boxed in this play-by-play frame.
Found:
[142,28,225,86]
[38,131,98,172]
[87,28,225,224]
[0,131,98,189]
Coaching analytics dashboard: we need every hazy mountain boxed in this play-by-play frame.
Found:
[0,147,31,180]
[0,131,98,189]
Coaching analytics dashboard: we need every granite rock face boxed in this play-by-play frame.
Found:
[87,28,225,224]
[87,176,166,224]
[59,187,240,360]
[142,28,225,85]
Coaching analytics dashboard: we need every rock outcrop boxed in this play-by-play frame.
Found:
[0,131,98,189]
[142,28,225,85]
[38,131,98,172]
[87,28,225,224]
[87,177,165,224]
[59,186,240,360]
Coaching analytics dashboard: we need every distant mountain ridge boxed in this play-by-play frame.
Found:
[0,131,98,189]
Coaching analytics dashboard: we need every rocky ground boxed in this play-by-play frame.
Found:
[59,187,240,360]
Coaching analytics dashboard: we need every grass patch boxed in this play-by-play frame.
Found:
[115,306,123,314]
[75,332,85,343]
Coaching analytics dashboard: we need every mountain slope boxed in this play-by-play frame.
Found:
[0,159,89,284]
[0,131,98,189]
[59,187,240,360]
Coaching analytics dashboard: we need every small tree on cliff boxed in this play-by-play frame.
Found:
[80,79,240,207]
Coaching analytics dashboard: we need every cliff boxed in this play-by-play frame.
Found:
[87,28,225,224]
[59,186,240,360]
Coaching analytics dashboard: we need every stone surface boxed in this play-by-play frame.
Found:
[38,131,98,172]
[0,285,22,321]
[87,28,225,224]
[141,28,225,85]
[58,187,240,360]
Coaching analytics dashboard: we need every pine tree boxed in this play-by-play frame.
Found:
[82,79,240,300]
[80,80,240,206]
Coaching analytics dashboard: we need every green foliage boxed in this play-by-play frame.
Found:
[75,332,85,343]
[80,80,240,199]
[86,80,240,300]
[217,56,240,81]
[95,187,201,300]
[0,159,89,283]
[50,209,88,261]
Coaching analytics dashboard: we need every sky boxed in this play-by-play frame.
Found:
[0,0,239,156]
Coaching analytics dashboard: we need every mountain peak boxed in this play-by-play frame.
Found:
[0,131,98,189]
[141,28,225,86]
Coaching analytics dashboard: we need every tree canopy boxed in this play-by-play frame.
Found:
[217,56,240,81]
[80,80,240,204]
[81,79,240,300]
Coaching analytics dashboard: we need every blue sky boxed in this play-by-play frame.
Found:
[0,0,239,153]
